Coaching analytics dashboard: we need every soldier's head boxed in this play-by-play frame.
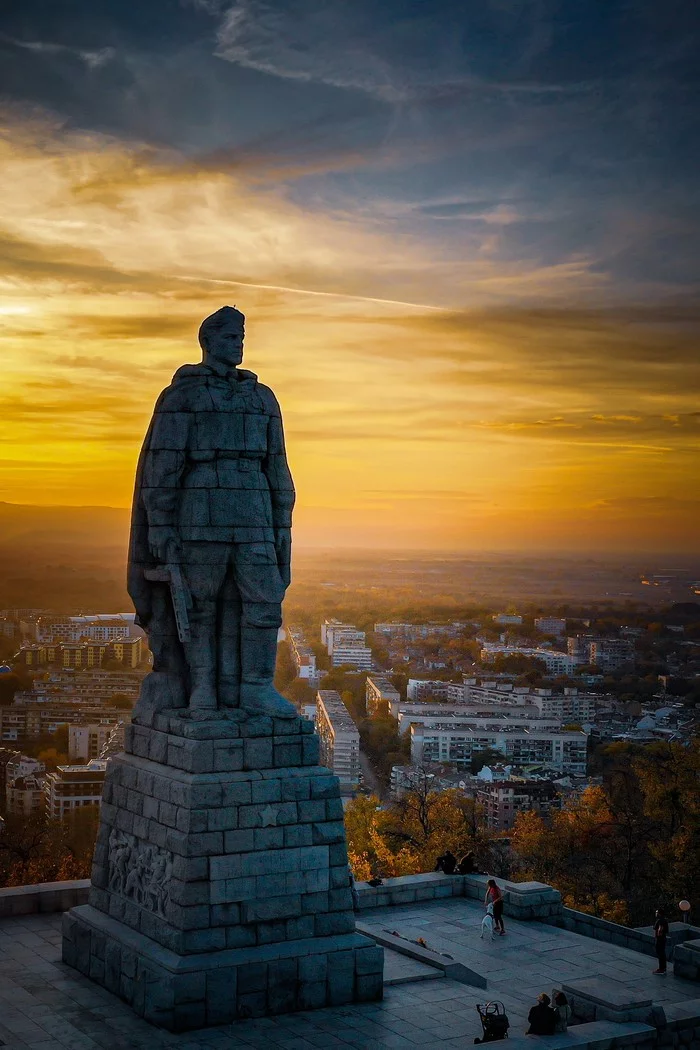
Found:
[198,306,245,367]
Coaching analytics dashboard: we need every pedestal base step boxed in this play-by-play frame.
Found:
[64,904,383,1032]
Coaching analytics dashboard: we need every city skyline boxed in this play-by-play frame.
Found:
[1,1,699,552]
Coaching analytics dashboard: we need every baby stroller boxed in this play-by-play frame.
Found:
[474,1001,510,1043]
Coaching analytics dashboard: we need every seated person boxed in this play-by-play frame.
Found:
[458,851,477,874]
[527,993,557,1035]
[434,849,457,874]
[553,990,571,1032]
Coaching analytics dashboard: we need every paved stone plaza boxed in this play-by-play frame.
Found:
[2,897,698,1050]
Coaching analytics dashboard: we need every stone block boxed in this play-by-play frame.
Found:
[241,895,302,923]
[312,820,346,845]
[297,799,326,823]
[315,912,356,936]
[251,779,282,803]
[243,738,273,769]
[206,968,237,1025]
[302,736,320,764]
[282,776,311,801]
[286,916,315,940]
[284,824,313,847]
[213,742,244,772]
[210,902,241,926]
[254,827,285,850]
[274,742,302,767]
[223,780,253,805]
[221,829,254,855]
[176,808,209,834]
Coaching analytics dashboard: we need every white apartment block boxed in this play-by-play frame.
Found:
[480,645,578,675]
[6,773,46,816]
[374,622,466,641]
[5,755,45,785]
[492,613,523,625]
[69,724,116,762]
[406,679,452,702]
[36,616,133,644]
[365,675,400,717]
[433,679,599,722]
[411,723,588,775]
[315,690,360,793]
[44,760,107,821]
[534,617,567,636]
[331,642,372,670]
[395,705,561,734]
[287,628,319,683]
[589,639,635,672]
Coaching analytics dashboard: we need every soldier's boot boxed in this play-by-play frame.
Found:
[184,616,218,710]
[239,625,297,719]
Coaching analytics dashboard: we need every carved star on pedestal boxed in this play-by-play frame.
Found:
[260,805,278,827]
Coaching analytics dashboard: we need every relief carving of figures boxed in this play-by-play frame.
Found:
[108,829,172,918]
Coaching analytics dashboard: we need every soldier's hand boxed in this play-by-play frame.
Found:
[275,528,291,588]
[148,527,183,564]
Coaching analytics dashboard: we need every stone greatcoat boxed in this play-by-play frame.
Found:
[127,362,295,639]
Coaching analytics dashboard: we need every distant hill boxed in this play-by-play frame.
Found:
[0,503,131,612]
[0,502,129,549]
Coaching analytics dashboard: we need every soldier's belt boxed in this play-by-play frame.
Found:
[187,453,263,469]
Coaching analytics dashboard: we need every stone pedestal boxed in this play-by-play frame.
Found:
[62,710,383,1031]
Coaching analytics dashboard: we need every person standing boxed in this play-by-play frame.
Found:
[653,907,669,974]
[485,878,506,935]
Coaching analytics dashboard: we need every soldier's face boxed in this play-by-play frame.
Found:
[205,322,245,365]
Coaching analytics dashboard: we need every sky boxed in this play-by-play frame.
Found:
[0,0,698,552]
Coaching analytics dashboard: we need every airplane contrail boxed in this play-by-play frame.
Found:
[170,273,444,312]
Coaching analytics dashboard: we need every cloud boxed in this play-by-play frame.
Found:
[3,36,116,69]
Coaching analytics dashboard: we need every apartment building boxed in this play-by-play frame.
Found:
[0,704,129,747]
[365,675,400,717]
[287,628,320,685]
[315,690,360,793]
[480,645,578,676]
[36,615,133,644]
[44,760,107,821]
[406,679,451,702]
[68,724,117,762]
[411,722,587,775]
[6,773,46,816]
[476,779,560,831]
[534,617,567,636]
[14,637,142,670]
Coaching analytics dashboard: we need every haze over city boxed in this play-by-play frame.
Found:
[1,0,699,552]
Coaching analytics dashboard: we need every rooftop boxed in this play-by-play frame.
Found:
[0,883,698,1049]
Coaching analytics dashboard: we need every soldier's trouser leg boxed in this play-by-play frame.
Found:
[233,542,296,719]
[182,547,228,710]
[217,567,242,708]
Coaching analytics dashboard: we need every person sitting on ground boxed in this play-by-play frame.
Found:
[527,993,557,1035]
[435,849,457,874]
[458,851,477,874]
[552,990,571,1033]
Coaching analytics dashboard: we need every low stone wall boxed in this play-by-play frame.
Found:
[674,939,700,982]
[554,909,699,961]
[0,880,90,918]
[503,1021,655,1050]
[355,872,563,921]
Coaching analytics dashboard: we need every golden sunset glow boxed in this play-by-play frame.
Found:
[1,113,698,551]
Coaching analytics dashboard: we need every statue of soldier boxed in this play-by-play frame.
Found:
[127,306,297,719]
